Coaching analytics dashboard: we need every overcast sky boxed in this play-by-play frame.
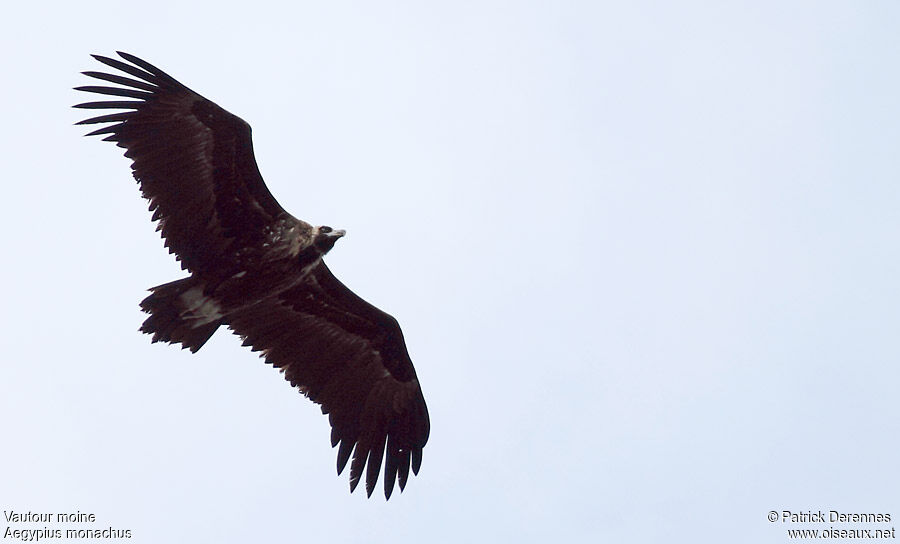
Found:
[2,1,898,542]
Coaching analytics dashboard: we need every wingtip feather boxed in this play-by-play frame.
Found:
[336,440,353,475]
[411,448,422,475]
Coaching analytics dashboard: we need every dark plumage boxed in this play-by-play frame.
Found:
[74,52,429,499]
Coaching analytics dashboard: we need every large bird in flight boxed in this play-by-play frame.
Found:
[74,52,429,499]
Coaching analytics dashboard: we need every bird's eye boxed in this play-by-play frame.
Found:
[320,226,332,234]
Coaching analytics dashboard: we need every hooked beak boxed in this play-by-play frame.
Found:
[314,227,346,252]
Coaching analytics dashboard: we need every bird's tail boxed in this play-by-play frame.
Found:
[139,277,223,353]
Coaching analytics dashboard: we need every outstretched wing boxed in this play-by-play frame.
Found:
[75,52,289,273]
[227,263,430,499]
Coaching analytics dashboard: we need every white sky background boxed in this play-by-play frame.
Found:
[1,1,898,542]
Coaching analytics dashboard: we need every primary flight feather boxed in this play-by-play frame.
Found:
[74,52,429,499]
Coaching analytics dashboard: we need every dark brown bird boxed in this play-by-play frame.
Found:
[74,52,429,499]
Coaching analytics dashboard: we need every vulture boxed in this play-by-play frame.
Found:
[74,52,429,499]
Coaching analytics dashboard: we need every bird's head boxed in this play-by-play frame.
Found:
[313,225,346,253]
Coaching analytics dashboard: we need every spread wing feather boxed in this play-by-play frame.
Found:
[74,52,288,273]
[227,264,430,498]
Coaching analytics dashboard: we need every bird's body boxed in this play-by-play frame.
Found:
[75,52,429,499]
[139,218,336,353]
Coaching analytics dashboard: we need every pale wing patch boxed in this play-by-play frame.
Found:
[179,285,223,326]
